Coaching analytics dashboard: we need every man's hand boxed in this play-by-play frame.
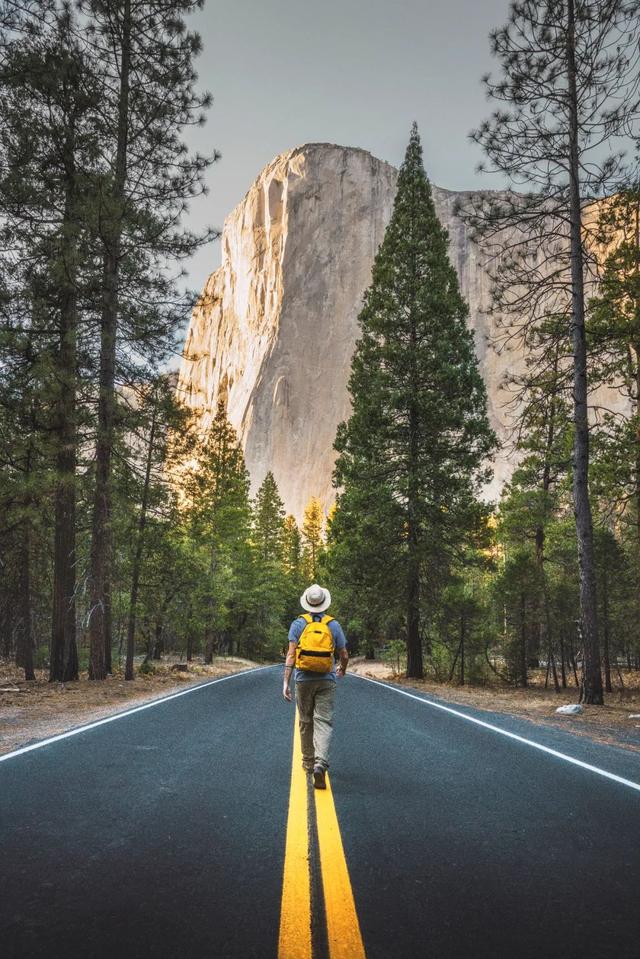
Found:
[282,662,294,701]
[337,649,349,678]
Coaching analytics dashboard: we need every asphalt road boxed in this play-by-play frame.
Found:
[2,666,640,959]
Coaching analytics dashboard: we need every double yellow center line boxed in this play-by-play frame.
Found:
[278,709,367,959]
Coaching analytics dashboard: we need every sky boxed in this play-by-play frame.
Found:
[182,0,511,293]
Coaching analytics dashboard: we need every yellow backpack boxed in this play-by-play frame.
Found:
[295,614,335,673]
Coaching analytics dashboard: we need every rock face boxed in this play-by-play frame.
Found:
[176,143,616,522]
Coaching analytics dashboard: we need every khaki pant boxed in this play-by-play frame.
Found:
[295,680,336,771]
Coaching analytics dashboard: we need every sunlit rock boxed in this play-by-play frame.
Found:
[177,143,625,523]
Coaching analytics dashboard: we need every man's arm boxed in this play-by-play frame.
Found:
[282,641,297,702]
[336,647,349,676]
[333,621,349,676]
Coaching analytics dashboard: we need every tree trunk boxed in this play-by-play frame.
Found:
[1,600,11,661]
[203,540,218,665]
[50,427,78,681]
[559,632,567,689]
[152,621,163,660]
[536,357,559,693]
[448,631,462,684]
[88,0,132,680]
[204,627,214,664]
[406,535,422,677]
[602,562,613,693]
[18,520,35,681]
[549,646,560,692]
[536,523,558,691]
[570,633,580,688]
[519,591,528,687]
[459,613,465,686]
[50,165,79,683]
[124,398,158,680]
[405,313,423,679]
[566,0,603,704]
[633,202,640,643]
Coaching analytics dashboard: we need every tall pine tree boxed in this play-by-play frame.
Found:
[82,0,217,679]
[0,6,102,681]
[187,399,251,662]
[333,124,495,678]
[466,1,640,703]
[301,496,324,581]
[252,472,286,563]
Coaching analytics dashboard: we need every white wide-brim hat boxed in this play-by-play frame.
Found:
[300,583,332,613]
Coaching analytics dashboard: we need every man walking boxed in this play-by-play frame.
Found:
[282,583,348,789]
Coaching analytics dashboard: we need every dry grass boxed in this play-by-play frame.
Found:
[0,656,260,756]
[350,658,640,752]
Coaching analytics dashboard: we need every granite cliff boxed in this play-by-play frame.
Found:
[176,143,617,523]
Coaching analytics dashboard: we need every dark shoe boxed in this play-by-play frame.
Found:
[313,766,326,790]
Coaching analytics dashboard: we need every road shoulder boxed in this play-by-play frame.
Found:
[0,657,261,756]
[349,658,640,753]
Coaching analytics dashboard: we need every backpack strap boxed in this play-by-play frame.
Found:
[300,614,312,624]
[321,615,334,625]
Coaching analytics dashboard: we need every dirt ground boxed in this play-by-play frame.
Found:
[349,658,640,752]
[0,657,260,756]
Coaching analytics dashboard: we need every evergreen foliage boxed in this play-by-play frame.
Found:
[465,0,640,703]
[252,473,286,564]
[331,124,495,678]
[2,1,640,702]
[301,496,324,580]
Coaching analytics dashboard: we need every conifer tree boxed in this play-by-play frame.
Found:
[467,1,640,702]
[81,0,217,679]
[505,318,573,684]
[248,472,290,657]
[0,5,102,681]
[283,515,303,578]
[282,514,306,619]
[325,489,403,651]
[301,497,324,581]
[252,472,286,563]
[122,375,192,679]
[187,399,251,661]
[0,322,47,681]
[589,189,640,540]
[333,124,495,679]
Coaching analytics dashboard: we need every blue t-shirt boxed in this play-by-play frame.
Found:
[288,614,347,682]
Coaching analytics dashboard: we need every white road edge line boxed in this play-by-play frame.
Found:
[351,673,640,794]
[0,665,278,764]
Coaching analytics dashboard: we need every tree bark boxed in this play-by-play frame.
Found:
[632,201,640,639]
[152,621,163,660]
[566,0,603,704]
[536,346,560,693]
[50,152,79,684]
[124,398,158,680]
[88,0,132,680]
[204,627,215,664]
[406,302,423,678]
[602,562,613,693]
[559,632,567,689]
[447,641,460,684]
[18,519,35,681]
[519,591,528,687]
